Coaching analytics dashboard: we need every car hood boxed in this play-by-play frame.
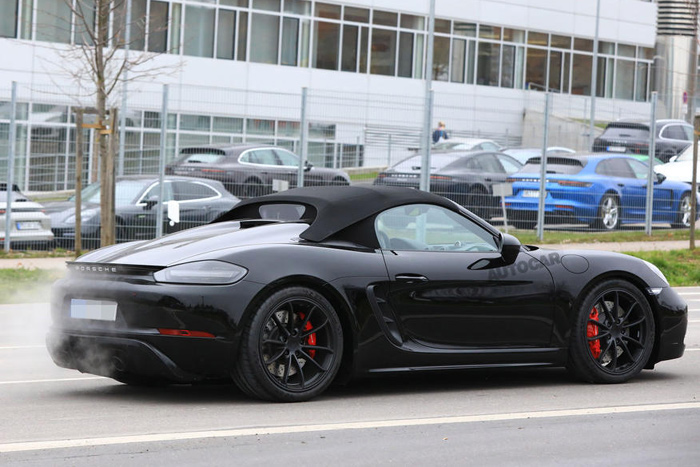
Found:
[75,221,308,267]
[656,160,700,184]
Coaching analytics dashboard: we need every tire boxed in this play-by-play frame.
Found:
[244,179,264,198]
[233,287,343,402]
[331,177,349,186]
[671,192,693,229]
[567,280,655,384]
[593,194,620,230]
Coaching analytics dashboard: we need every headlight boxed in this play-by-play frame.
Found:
[643,260,668,286]
[154,260,247,285]
[64,208,99,225]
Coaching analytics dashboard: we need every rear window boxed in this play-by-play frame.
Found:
[177,148,227,164]
[520,157,585,175]
[259,204,307,221]
[391,155,459,172]
[601,126,649,140]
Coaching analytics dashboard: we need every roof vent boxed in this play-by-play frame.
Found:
[657,0,698,36]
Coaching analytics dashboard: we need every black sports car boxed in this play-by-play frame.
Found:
[165,144,350,198]
[47,186,687,402]
[374,151,522,220]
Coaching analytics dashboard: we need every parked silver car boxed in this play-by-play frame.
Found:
[0,184,54,248]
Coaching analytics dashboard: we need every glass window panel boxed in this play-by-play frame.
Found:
[344,6,369,23]
[237,12,248,60]
[528,32,548,46]
[144,111,161,129]
[249,13,279,64]
[615,59,635,100]
[501,44,515,88]
[36,0,71,43]
[180,133,210,147]
[401,14,424,30]
[574,38,593,52]
[599,41,615,54]
[451,38,466,83]
[479,25,500,40]
[551,34,571,49]
[640,47,654,60]
[281,17,299,66]
[315,2,340,19]
[434,19,450,34]
[341,24,359,72]
[20,0,32,40]
[526,48,547,91]
[278,121,300,137]
[183,6,215,57]
[398,31,414,78]
[284,0,310,15]
[300,18,310,66]
[31,104,68,123]
[74,0,95,46]
[149,1,169,53]
[603,57,614,97]
[114,0,146,51]
[247,119,275,135]
[213,116,243,133]
[180,114,211,132]
[502,28,525,43]
[252,0,280,12]
[595,56,606,97]
[466,40,476,84]
[432,35,449,81]
[477,42,500,86]
[373,10,397,27]
[360,26,369,73]
[414,33,424,79]
[618,44,635,58]
[635,62,649,102]
[562,52,570,93]
[221,0,248,6]
[454,22,476,37]
[170,2,181,54]
[549,50,562,92]
[571,54,592,95]
[309,122,335,138]
[217,9,236,59]
[371,29,397,76]
[312,21,340,70]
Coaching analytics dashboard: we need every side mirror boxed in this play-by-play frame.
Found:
[304,160,313,172]
[655,172,667,184]
[144,196,159,210]
[500,233,522,264]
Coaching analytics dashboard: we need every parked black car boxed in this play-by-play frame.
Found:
[166,144,350,198]
[373,151,522,219]
[47,186,687,402]
[50,175,240,248]
[592,119,692,162]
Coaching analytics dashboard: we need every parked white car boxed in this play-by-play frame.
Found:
[432,138,503,152]
[656,144,700,192]
[0,184,54,248]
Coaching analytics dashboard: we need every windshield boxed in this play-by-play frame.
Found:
[677,146,694,162]
[71,180,152,206]
[391,154,460,172]
[178,152,224,164]
[601,126,649,140]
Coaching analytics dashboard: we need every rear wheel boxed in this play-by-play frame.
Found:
[567,280,655,384]
[593,194,619,230]
[233,287,343,402]
[671,193,692,228]
[331,177,349,186]
[244,179,264,198]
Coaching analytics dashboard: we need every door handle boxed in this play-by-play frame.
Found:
[395,274,429,283]
[485,178,492,182]
[617,183,624,187]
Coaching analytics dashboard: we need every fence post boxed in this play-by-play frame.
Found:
[387,134,393,167]
[75,109,84,255]
[537,93,551,241]
[4,81,17,253]
[645,92,658,236]
[117,0,133,177]
[690,115,699,250]
[156,84,168,238]
[420,89,434,192]
[297,87,308,188]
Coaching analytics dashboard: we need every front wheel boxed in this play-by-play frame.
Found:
[233,287,343,402]
[567,280,655,384]
[671,193,693,228]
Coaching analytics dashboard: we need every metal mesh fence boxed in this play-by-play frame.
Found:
[1,80,698,252]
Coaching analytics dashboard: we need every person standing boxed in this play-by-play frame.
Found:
[432,121,448,143]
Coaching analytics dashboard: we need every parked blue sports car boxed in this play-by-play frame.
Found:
[504,154,698,230]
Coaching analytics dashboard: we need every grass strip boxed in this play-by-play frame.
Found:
[0,268,65,304]
[623,249,700,287]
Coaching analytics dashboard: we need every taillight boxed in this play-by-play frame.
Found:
[630,143,649,155]
[376,173,387,179]
[557,180,592,187]
[158,328,216,338]
[430,175,453,181]
[0,209,5,215]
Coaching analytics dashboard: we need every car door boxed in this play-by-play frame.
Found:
[626,158,675,218]
[596,158,646,220]
[170,180,222,232]
[123,181,174,239]
[274,148,303,189]
[376,204,554,349]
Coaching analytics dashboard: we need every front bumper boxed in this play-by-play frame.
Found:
[649,286,688,365]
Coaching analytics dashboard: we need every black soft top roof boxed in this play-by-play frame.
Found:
[214,185,461,242]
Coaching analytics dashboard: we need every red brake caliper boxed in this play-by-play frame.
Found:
[298,313,316,358]
[587,306,601,359]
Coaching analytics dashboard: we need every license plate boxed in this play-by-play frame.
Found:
[17,221,42,230]
[607,146,627,153]
[70,299,118,321]
[522,190,540,198]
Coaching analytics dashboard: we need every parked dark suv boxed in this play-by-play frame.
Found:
[592,119,692,162]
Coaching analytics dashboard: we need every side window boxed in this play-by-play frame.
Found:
[497,154,522,174]
[243,149,277,165]
[275,149,300,167]
[464,158,481,170]
[681,125,693,140]
[173,181,218,201]
[480,142,500,151]
[661,125,687,140]
[477,154,503,172]
[375,204,499,252]
[141,182,173,202]
[627,159,650,179]
[596,159,634,178]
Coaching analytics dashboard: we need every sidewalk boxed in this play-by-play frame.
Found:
[0,239,694,270]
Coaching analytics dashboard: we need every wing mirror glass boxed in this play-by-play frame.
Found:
[304,160,313,172]
[144,196,159,210]
[655,172,666,184]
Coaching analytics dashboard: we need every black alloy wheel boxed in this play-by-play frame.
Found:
[233,287,343,402]
[567,280,655,384]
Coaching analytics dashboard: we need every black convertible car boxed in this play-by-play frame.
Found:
[47,186,687,402]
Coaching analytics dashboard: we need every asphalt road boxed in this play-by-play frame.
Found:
[1,288,699,466]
